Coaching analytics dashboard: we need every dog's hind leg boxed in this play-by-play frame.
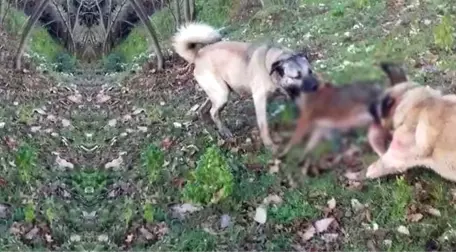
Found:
[194,73,233,138]
[198,98,211,116]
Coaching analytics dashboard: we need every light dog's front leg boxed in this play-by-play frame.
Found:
[365,126,416,179]
[253,92,277,152]
[367,123,390,157]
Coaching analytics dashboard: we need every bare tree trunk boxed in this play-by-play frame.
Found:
[102,0,128,55]
[174,0,181,27]
[14,0,50,70]
[189,0,195,20]
[129,0,164,69]
[1,0,11,26]
[0,0,3,23]
[183,0,190,22]
[52,0,75,54]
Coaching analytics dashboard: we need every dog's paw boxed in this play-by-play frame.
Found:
[219,128,234,139]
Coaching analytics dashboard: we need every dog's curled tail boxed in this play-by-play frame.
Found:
[172,22,222,63]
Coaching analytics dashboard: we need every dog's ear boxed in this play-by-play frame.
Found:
[368,101,382,124]
[379,62,408,86]
[380,94,395,117]
[270,60,285,77]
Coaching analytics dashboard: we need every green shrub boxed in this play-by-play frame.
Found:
[150,7,175,42]
[182,146,234,205]
[113,28,148,63]
[195,0,232,26]
[103,52,126,72]
[2,8,27,35]
[15,144,37,184]
[54,52,76,72]
[434,14,454,52]
[141,144,165,184]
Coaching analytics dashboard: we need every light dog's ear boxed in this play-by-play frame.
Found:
[379,62,408,86]
[380,94,395,118]
[270,60,285,77]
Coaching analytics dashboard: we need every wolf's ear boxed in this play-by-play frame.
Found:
[379,62,408,86]
[270,60,285,77]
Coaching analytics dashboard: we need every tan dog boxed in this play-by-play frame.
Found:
[364,63,456,182]
[172,22,314,151]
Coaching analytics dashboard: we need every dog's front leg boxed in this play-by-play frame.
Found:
[367,123,390,156]
[365,126,416,179]
[253,92,277,152]
[278,112,312,158]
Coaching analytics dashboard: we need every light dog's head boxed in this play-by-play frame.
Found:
[374,62,420,129]
[269,52,315,99]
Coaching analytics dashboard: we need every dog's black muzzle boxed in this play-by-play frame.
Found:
[284,73,319,100]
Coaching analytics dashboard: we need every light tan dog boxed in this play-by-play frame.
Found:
[172,22,314,151]
[364,63,456,182]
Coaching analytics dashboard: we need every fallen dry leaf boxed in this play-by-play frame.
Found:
[220,214,231,229]
[24,226,40,240]
[96,93,111,103]
[139,226,154,240]
[67,94,82,103]
[351,198,365,211]
[299,226,316,242]
[55,156,74,170]
[397,225,410,235]
[263,194,283,205]
[0,203,11,218]
[268,159,281,174]
[315,217,335,233]
[171,203,202,219]
[424,206,441,217]
[327,197,336,210]
[107,119,117,127]
[407,213,424,222]
[104,156,123,170]
[125,233,134,243]
[254,204,267,224]
[4,136,18,151]
[44,233,53,243]
[61,118,71,127]
[97,234,109,242]
[161,137,173,150]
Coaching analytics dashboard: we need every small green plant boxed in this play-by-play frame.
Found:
[143,202,155,223]
[15,144,37,184]
[141,144,165,184]
[24,203,36,223]
[390,176,412,222]
[103,53,126,72]
[182,146,234,205]
[17,105,34,125]
[354,0,370,9]
[331,2,345,17]
[54,52,76,72]
[434,14,455,52]
[269,190,318,224]
[44,198,56,226]
[123,198,134,228]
